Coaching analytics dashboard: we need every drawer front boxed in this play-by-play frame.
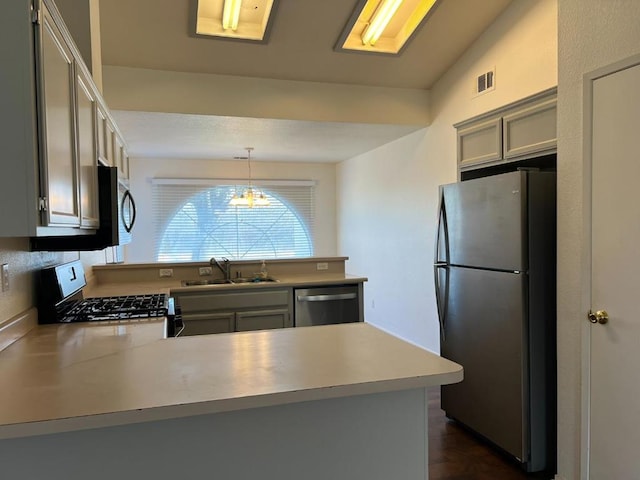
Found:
[235,309,291,332]
[181,312,234,336]
[177,289,290,312]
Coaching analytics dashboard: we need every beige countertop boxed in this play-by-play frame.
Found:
[84,273,367,297]
[0,321,462,440]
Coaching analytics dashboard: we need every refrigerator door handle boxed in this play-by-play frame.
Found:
[434,264,449,342]
[434,186,451,343]
[434,187,451,265]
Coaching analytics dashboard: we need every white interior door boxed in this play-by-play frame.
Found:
[589,61,640,477]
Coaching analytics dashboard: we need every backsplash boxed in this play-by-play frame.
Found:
[0,239,106,325]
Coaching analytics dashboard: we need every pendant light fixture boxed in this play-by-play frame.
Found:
[229,148,270,208]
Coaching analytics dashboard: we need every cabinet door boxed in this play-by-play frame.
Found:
[502,98,557,160]
[97,105,110,166]
[182,312,235,336]
[38,5,79,226]
[236,309,291,332]
[457,118,502,169]
[105,120,116,168]
[75,67,99,228]
[115,135,128,180]
[121,146,130,180]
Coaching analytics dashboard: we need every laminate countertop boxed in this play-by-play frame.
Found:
[0,321,462,440]
[83,273,367,297]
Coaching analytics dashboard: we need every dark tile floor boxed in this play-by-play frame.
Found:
[427,388,554,480]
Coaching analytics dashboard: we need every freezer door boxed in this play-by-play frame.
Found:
[442,171,526,271]
[441,266,527,463]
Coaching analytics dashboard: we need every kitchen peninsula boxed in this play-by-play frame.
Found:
[0,319,461,479]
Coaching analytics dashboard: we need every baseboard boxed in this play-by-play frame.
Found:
[0,308,37,353]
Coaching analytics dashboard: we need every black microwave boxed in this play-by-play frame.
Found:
[30,166,136,251]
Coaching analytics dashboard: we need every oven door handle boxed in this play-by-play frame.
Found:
[296,293,357,302]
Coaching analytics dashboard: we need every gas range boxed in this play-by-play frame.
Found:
[37,261,181,335]
[55,293,169,323]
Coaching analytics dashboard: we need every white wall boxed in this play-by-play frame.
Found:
[337,0,557,353]
[103,66,430,126]
[556,1,640,479]
[126,157,337,263]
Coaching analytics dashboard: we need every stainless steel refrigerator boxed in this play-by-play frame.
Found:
[434,170,556,473]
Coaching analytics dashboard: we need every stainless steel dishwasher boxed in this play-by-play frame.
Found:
[294,285,361,326]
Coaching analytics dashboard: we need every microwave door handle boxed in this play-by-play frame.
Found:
[128,191,137,232]
[122,190,136,233]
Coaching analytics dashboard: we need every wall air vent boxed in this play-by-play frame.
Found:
[475,68,495,96]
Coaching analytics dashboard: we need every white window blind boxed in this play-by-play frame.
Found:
[152,179,315,262]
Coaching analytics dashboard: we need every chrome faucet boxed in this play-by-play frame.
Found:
[210,257,231,281]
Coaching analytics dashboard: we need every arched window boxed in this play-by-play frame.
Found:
[154,183,314,262]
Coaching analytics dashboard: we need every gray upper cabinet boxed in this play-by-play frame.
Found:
[99,110,129,179]
[0,0,127,237]
[457,118,502,168]
[502,97,557,160]
[455,88,557,173]
[115,134,129,181]
[39,2,80,227]
[96,103,110,166]
[75,65,99,228]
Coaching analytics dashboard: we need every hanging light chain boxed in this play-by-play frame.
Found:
[229,147,269,208]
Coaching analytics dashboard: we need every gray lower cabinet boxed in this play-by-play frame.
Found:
[455,88,557,172]
[235,309,290,331]
[173,288,293,336]
[182,312,235,336]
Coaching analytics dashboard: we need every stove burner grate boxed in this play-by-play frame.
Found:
[57,294,168,322]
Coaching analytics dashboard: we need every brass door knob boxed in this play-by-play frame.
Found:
[588,309,609,325]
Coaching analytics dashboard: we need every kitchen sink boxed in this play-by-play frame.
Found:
[181,277,279,287]
[181,279,233,286]
[231,277,279,284]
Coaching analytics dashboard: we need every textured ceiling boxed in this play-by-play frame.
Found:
[111,111,423,162]
[98,0,514,161]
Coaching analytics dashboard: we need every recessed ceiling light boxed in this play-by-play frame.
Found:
[195,0,278,42]
[336,0,440,55]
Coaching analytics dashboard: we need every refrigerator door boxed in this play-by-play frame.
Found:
[441,266,527,463]
[442,171,526,271]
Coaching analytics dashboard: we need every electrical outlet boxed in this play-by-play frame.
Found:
[316,262,329,271]
[199,267,213,276]
[1,263,9,292]
[159,268,173,278]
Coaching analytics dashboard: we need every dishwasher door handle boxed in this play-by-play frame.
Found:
[296,293,357,302]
